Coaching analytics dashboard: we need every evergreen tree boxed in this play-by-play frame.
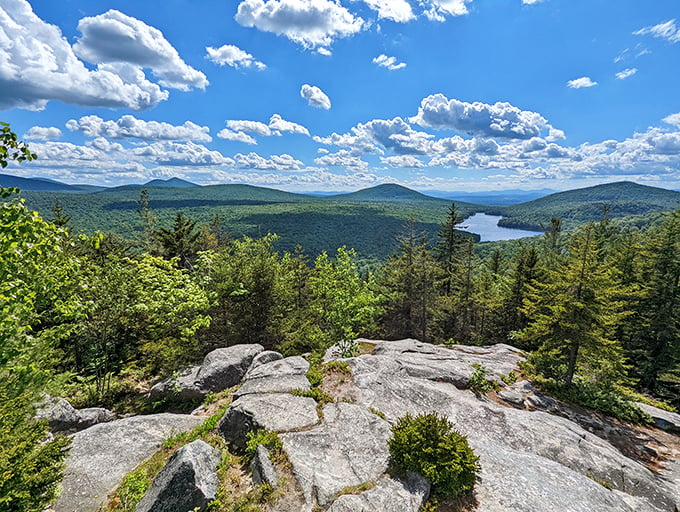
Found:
[153,212,200,269]
[436,203,465,296]
[518,224,627,386]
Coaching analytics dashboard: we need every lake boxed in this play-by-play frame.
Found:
[460,213,541,242]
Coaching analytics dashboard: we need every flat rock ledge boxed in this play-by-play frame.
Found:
[326,473,430,512]
[53,413,204,512]
[135,439,221,512]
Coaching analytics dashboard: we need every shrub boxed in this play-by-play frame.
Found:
[388,413,479,498]
[469,364,494,392]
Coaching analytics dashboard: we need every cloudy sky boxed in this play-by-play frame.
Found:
[2,0,680,192]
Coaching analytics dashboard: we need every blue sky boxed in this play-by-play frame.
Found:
[2,0,680,192]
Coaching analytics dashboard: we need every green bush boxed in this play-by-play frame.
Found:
[469,364,494,392]
[388,413,479,498]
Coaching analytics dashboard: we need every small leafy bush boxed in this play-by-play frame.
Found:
[388,413,479,498]
[245,429,283,461]
[469,364,494,392]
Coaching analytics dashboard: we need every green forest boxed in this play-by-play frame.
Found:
[2,125,680,511]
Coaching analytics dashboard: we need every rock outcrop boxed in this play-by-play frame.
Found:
[636,402,680,433]
[150,344,264,399]
[53,413,204,512]
[36,394,115,432]
[59,339,679,512]
[135,440,221,512]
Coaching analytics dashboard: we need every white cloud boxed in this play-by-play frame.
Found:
[66,115,212,142]
[216,129,257,145]
[235,0,364,51]
[421,0,472,22]
[634,19,680,44]
[73,9,207,91]
[315,150,369,172]
[615,68,637,80]
[358,0,415,22]
[268,114,310,135]
[411,94,559,140]
[226,120,273,136]
[301,84,332,109]
[133,141,233,166]
[234,152,303,170]
[522,0,543,4]
[24,126,62,141]
[381,155,426,168]
[0,0,169,110]
[663,113,680,128]
[316,117,434,155]
[373,54,406,70]
[567,76,598,89]
[205,45,266,70]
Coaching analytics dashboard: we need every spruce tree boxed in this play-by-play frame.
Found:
[518,224,627,386]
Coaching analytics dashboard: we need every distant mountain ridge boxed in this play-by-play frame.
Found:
[143,177,198,188]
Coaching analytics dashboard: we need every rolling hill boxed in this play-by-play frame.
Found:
[491,181,680,230]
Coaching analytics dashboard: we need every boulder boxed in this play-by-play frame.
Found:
[636,402,680,433]
[53,413,204,512]
[135,440,221,512]
[349,348,679,512]
[370,338,524,388]
[249,350,283,370]
[195,344,264,393]
[150,344,264,400]
[36,395,116,432]
[280,403,392,508]
[236,356,311,397]
[149,366,202,400]
[36,395,80,431]
[327,473,429,512]
[218,393,318,451]
[250,445,278,488]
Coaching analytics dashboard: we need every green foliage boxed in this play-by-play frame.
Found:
[468,364,495,392]
[537,378,652,424]
[291,387,334,406]
[0,180,71,512]
[116,468,151,512]
[388,413,479,499]
[245,430,283,461]
[0,122,37,168]
[308,247,379,355]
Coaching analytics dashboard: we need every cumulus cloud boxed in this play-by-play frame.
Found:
[226,120,273,136]
[567,77,598,88]
[411,94,560,140]
[315,117,434,155]
[634,19,680,44]
[522,0,543,4]
[205,45,266,70]
[358,0,414,22]
[421,0,472,22]
[301,84,332,109]
[615,68,637,80]
[235,0,364,51]
[268,114,310,135]
[133,141,233,166]
[663,113,680,128]
[381,155,426,168]
[373,54,406,70]
[73,9,207,91]
[66,115,212,142]
[24,126,63,141]
[315,150,369,172]
[234,152,303,170]
[217,129,257,144]
[0,0,169,110]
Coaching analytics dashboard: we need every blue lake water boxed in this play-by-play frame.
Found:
[460,213,541,242]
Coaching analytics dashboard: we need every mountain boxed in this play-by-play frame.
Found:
[327,183,451,203]
[0,173,82,192]
[494,181,680,230]
[143,177,198,188]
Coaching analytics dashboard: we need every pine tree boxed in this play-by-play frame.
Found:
[153,212,200,269]
[436,203,465,296]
